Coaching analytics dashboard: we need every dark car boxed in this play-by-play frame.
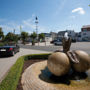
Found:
[50,40,57,44]
[54,40,62,45]
[72,39,76,43]
[0,44,20,56]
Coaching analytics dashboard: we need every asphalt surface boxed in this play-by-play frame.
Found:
[20,42,90,54]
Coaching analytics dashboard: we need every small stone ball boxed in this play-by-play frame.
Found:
[72,50,90,72]
[47,52,70,76]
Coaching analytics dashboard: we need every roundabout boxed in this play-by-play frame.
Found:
[21,60,90,90]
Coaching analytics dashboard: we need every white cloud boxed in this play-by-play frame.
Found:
[22,19,36,30]
[0,20,21,34]
[0,14,47,34]
[0,25,14,34]
[22,15,46,33]
[22,19,46,33]
[72,7,85,15]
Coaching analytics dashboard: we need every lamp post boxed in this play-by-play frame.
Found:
[35,16,39,45]
[13,29,15,34]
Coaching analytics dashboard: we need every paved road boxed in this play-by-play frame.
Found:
[20,42,90,54]
[0,48,50,83]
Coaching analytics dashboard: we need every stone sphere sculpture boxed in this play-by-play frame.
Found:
[72,50,90,72]
[47,52,70,76]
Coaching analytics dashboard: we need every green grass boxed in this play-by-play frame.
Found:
[0,56,24,90]
[0,53,50,90]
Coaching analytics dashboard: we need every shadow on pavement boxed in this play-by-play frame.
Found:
[0,55,12,58]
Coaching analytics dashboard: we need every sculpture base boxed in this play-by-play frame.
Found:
[21,60,90,90]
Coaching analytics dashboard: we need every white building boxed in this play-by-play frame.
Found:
[50,32,57,40]
[58,30,76,40]
[81,25,90,41]
[66,30,76,40]
[43,33,52,42]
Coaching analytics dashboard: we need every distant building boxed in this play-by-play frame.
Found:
[58,30,76,40]
[66,30,76,40]
[58,31,66,37]
[42,33,52,42]
[81,25,90,41]
[50,32,57,40]
[75,32,82,41]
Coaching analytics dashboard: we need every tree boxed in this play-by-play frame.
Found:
[5,32,18,43]
[30,32,37,45]
[0,27,4,41]
[21,31,28,44]
[38,33,45,42]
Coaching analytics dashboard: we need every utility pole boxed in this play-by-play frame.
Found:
[35,16,39,45]
[20,25,22,33]
[13,29,15,34]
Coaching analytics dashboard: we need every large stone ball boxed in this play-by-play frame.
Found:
[72,50,90,72]
[47,52,70,76]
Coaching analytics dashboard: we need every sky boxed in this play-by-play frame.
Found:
[0,0,90,35]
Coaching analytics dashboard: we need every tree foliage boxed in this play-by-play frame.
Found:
[38,33,45,41]
[30,32,37,45]
[30,32,37,40]
[21,31,28,44]
[0,27,4,40]
[5,32,18,42]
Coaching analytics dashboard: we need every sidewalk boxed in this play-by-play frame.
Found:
[0,48,51,83]
[26,42,54,46]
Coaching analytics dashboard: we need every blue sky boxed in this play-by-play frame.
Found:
[0,0,90,34]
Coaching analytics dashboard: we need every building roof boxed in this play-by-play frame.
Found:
[82,25,90,28]
[81,25,90,31]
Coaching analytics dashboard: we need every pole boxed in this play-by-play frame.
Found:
[35,16,39,45]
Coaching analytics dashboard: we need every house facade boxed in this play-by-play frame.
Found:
[58,30,76,40]
[81,25,90,41]
[43,33,52,42]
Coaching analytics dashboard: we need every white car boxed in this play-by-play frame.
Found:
[54,40,62,45]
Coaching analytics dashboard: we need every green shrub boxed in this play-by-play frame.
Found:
[24,53,51,60]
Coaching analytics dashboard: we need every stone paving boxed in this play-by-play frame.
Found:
[0,48,50,83]
[21,61,90,90]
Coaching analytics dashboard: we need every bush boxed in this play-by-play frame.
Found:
[24,53,51,60]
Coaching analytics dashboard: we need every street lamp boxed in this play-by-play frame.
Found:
[13,29,15,34]
[35,16,39,43]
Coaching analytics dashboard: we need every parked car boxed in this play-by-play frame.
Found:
[54,40,62,45]
[0,44,20,56]
[72,39,76,43]
[50,40,57,44]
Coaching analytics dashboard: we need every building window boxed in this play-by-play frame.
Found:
[83,29,87,31]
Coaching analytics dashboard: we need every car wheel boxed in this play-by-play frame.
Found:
[18,49,20,52]
[11,51,15,56]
